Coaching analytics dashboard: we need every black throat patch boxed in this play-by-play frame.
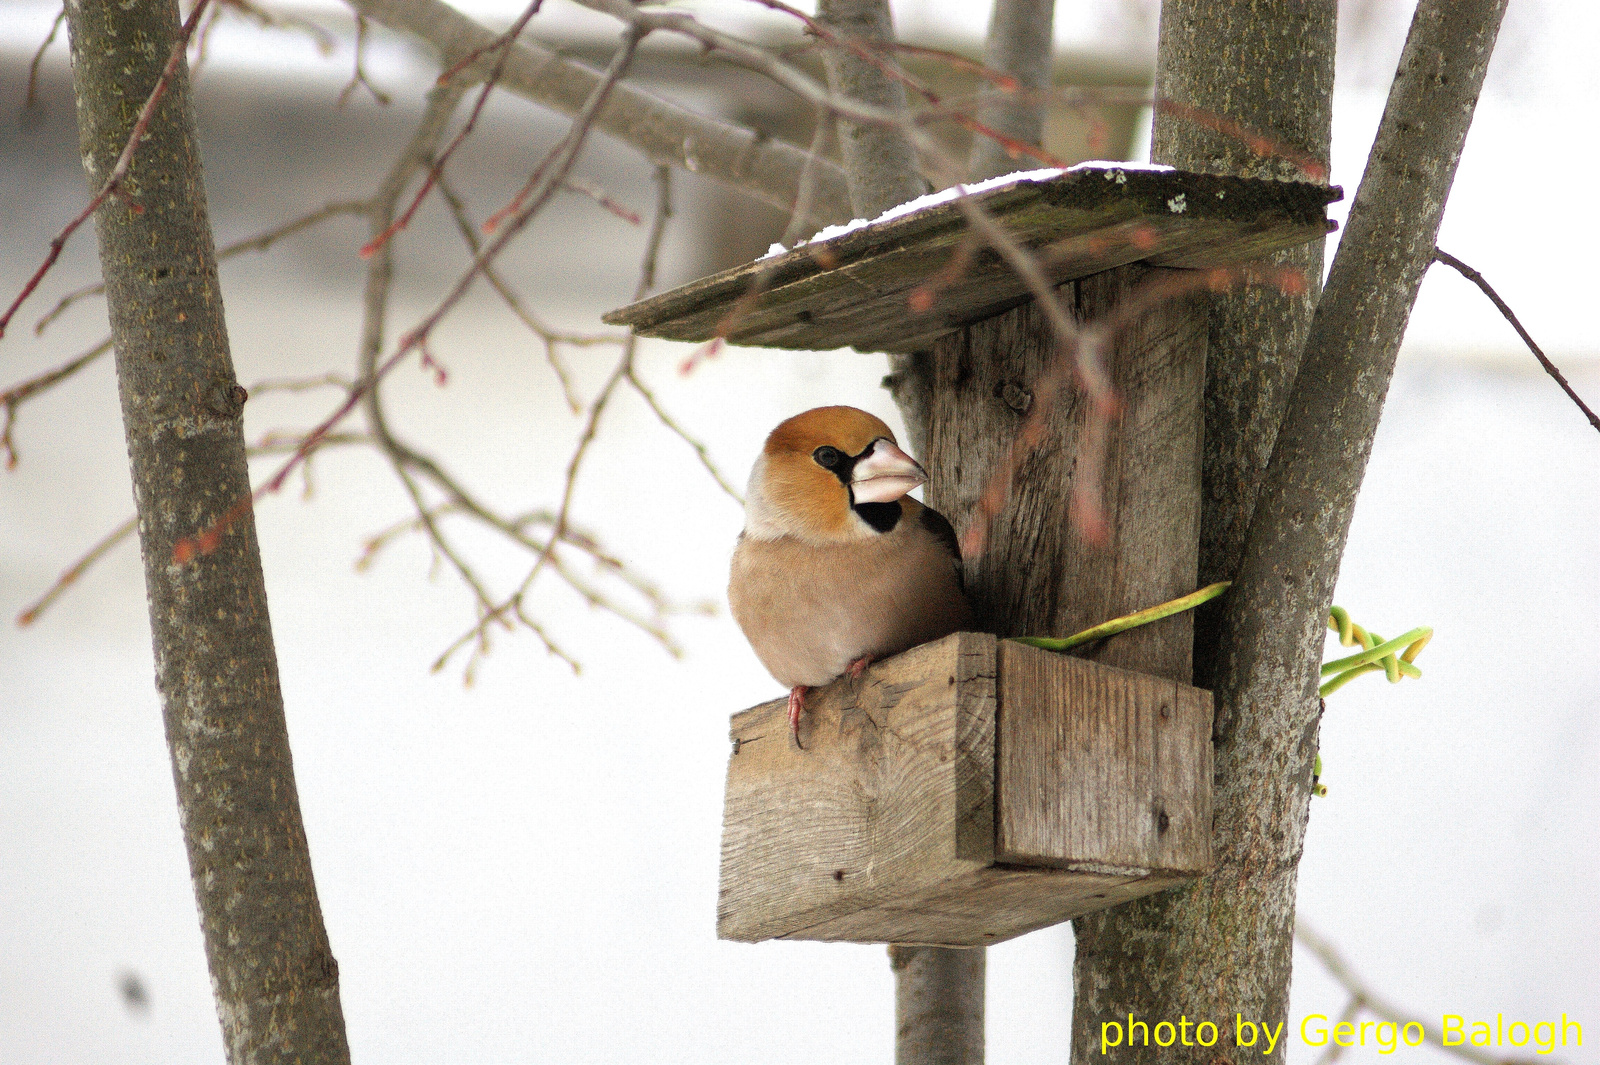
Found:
[852,499,902,533]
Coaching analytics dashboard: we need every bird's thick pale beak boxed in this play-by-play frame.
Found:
[850,439,927,503]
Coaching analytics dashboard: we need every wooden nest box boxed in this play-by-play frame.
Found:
[607,165,1339,947]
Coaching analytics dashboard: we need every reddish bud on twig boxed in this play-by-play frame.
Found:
[679,336,724,376]
[421,351,450,386]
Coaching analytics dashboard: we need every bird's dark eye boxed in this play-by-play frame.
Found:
[813,446,842,468]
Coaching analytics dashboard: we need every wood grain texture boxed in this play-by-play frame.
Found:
[996,642,1211,873]
[605,167,1337,354]
[717,632,1212,946]
[718,632,997,943]
[1068,267,1207,682]
[924,266,1205,681]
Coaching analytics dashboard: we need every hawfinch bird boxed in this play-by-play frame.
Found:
[729,406,974,746]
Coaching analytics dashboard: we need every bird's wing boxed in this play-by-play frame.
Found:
[913,501,965,584]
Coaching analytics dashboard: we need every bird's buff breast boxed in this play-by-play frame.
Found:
[728,529,969,689]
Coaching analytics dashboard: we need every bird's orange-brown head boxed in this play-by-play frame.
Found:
[743,406,927,544]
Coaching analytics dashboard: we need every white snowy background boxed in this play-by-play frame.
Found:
[1,1,1596,1062]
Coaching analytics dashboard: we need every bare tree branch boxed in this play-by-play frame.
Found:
[1431,248,1600,434]
[338,12,393,106]
[15,515,137,627]
[23,6,66,116]
[1296,923,1556,1065]
[34,199,367,335]
[431,165,692,676]
[1,0,216,339]
[624,363,744,504]
[968,0,1055,181]
[2,336,113,468]
[345,0,854,228]
[432,172,608,414]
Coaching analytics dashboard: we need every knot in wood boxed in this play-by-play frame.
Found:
[997,381,1033,414]
[205,381,247,419]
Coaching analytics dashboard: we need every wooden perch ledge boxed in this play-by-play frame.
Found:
[718,632,1213,947]
[606,165,1340,354]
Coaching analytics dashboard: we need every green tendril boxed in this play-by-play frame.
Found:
[1017,581,1431,702]
[1013,581,1233,653]
[1016,582,1432,800]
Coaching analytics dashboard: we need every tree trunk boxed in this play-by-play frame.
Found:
[64,3,350,1062]
[1146,1,1338,658]
[811,2,984,1060]
[816,0,927,218]
[890,945,986,1065]
[1069,2,1505,1062]
[968,0,1055,181]
[1067,6,1335,1056]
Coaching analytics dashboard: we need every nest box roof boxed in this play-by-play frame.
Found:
[604,165,1341,355]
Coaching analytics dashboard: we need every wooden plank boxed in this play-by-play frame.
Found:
[923,264,1206,681]
[716,632,997,943]
[1062,265,1207,682]
[780,865,1159,948]
[605,166,1338,354]
[995,643,1213,873]
[717,628,1214,945]
[920,262,1214,918]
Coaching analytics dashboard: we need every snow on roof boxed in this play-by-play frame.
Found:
[763,161,1177,259]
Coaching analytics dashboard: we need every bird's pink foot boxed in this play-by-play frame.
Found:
[846,655,875,680]
[787,685,809,749]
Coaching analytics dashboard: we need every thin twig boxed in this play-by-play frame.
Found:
[1,0,215,340]
[2,337,114,468]
[875,40,1020,89]
[35,199,368,335]
[777,107,832,251]
[432,164,678,674]
[362,0,546,258]
[354,81,504,664]
[16,516,137,626]
[349,74,687,679]
[23,7,66,115]
[432,173,599,413]
[217,0,337,54]
[1295,922,1557,1065]
[559,177,642,225]
[188,0,228,79]
[1432,248,1599,434]
[1156,97,1329,182]
[244,371,354,398]
[625,364,744,504]
[337,13,393,107]
[438,0,544,84]
[742,0,1072,170]
[18,424,366,627]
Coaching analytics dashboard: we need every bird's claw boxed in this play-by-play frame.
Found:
[788,685,809,750]
[846,655,874,680]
